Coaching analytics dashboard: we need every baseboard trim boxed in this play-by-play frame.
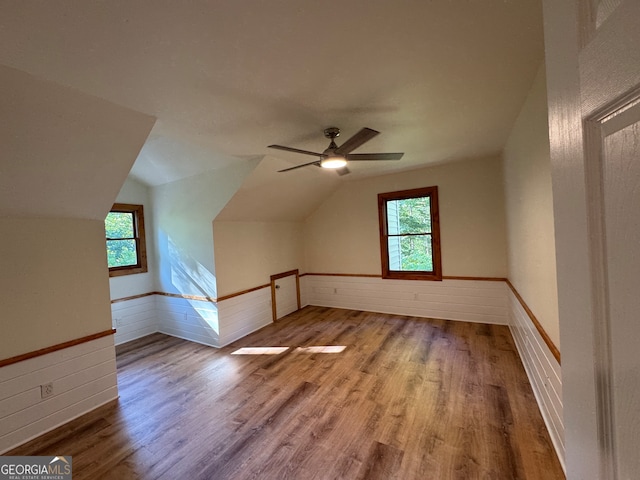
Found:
[2,396,119,455]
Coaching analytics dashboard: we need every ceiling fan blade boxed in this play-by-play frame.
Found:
[336,166,351,176]
[334,127,379,155]
[345,152,404,161]
[277,160,321,172]
[268,145,322,157]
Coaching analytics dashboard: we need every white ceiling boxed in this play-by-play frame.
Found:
[0,0,544,186]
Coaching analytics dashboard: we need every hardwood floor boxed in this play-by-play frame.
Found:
[9,306,564,479]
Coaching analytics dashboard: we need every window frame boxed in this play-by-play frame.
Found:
[378,186,442,281]
[106,203,148,277]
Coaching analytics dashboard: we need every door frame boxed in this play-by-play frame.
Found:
[270,269,301,322]
[543,1,640,478]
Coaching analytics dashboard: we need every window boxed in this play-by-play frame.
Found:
[105,203,148,277]
[378,186,442,280]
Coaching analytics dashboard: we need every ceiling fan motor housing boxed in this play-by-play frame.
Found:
[324,127,340,139]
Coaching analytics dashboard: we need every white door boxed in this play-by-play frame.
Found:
[544,1,640,479]
[273,273,299,320]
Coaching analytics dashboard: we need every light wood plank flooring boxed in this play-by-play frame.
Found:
[9,306,564,479]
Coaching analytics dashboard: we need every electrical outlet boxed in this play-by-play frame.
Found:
[41,382,54,399]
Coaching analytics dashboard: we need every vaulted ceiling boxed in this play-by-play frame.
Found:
[0,0,544,186]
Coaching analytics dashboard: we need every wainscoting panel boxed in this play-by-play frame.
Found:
[156,295,219,347]
[300,275,310,308]
[217,286,273,347]
[111,295,157,345]
[304,276,509,325]
[0,335,118,454]
[507,288,564,470]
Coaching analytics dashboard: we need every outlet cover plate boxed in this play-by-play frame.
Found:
[41,382,54,399]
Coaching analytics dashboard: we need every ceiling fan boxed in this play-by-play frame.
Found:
[268,127,404,176]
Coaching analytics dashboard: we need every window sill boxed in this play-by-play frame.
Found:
[382,271,443,281]
[109,266,148,277]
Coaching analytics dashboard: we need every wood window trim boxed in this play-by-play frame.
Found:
[107,203,148,277]
[378,186,442,281]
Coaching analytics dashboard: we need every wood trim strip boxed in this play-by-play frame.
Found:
[270,269,299,282]
[154,291,216,303]
[110,292,156,304]
[442,276,508,282]
[303,273,507,281]
[303,273,382,278]
[505,280,561,364]
[111,286,274,305]
[217,284,270,302]
[0,329,116,368]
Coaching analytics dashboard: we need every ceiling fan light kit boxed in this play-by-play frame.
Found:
[320,156,347,169]
[269,127,404,175]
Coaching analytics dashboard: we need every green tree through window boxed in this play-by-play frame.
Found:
[106,211,138,267]
[378,186,442,280]
[105,204,148,277]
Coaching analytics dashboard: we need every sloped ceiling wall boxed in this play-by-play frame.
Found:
[0,65,155,220]
[215,156,340,222]
[0,65,155,358]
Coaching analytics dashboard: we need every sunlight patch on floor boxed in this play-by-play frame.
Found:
[231,347,289,355]
[295,346,347,353]
[231,345,347,355]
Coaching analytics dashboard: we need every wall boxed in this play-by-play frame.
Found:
[109,177,157,301]
[304,275,508,325]
[304,156,508,277]
[0,66,154,452]
[0,218,114,359]
[152,161,258,299]
[0,66,154,359]
[151,160,259,346]
[502,62,564,469]
[0,335,117,453]
[0,65,154,221]
[213,221,304,296]
[503,63,560,348]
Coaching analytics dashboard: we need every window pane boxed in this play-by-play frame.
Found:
[107,239,138,267]
[387,197,431,235]
[386,200,401,235]
[388,235,402,270]
[388,235,433,271]
[105,212,134,239]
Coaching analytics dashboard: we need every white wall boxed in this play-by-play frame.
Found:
[503,63,560,348]
[150,161,259,346]
[0,218,114,359]
[502,62,564,469]
[304,275,508,324]
[0,335,118,454]
[152,160,259,299]
[0,66,153,451]
[109,177,157,300]
[304,156,508,277]
[213,221,304,296]
[0,66,154,358]
[0,65,154,221]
